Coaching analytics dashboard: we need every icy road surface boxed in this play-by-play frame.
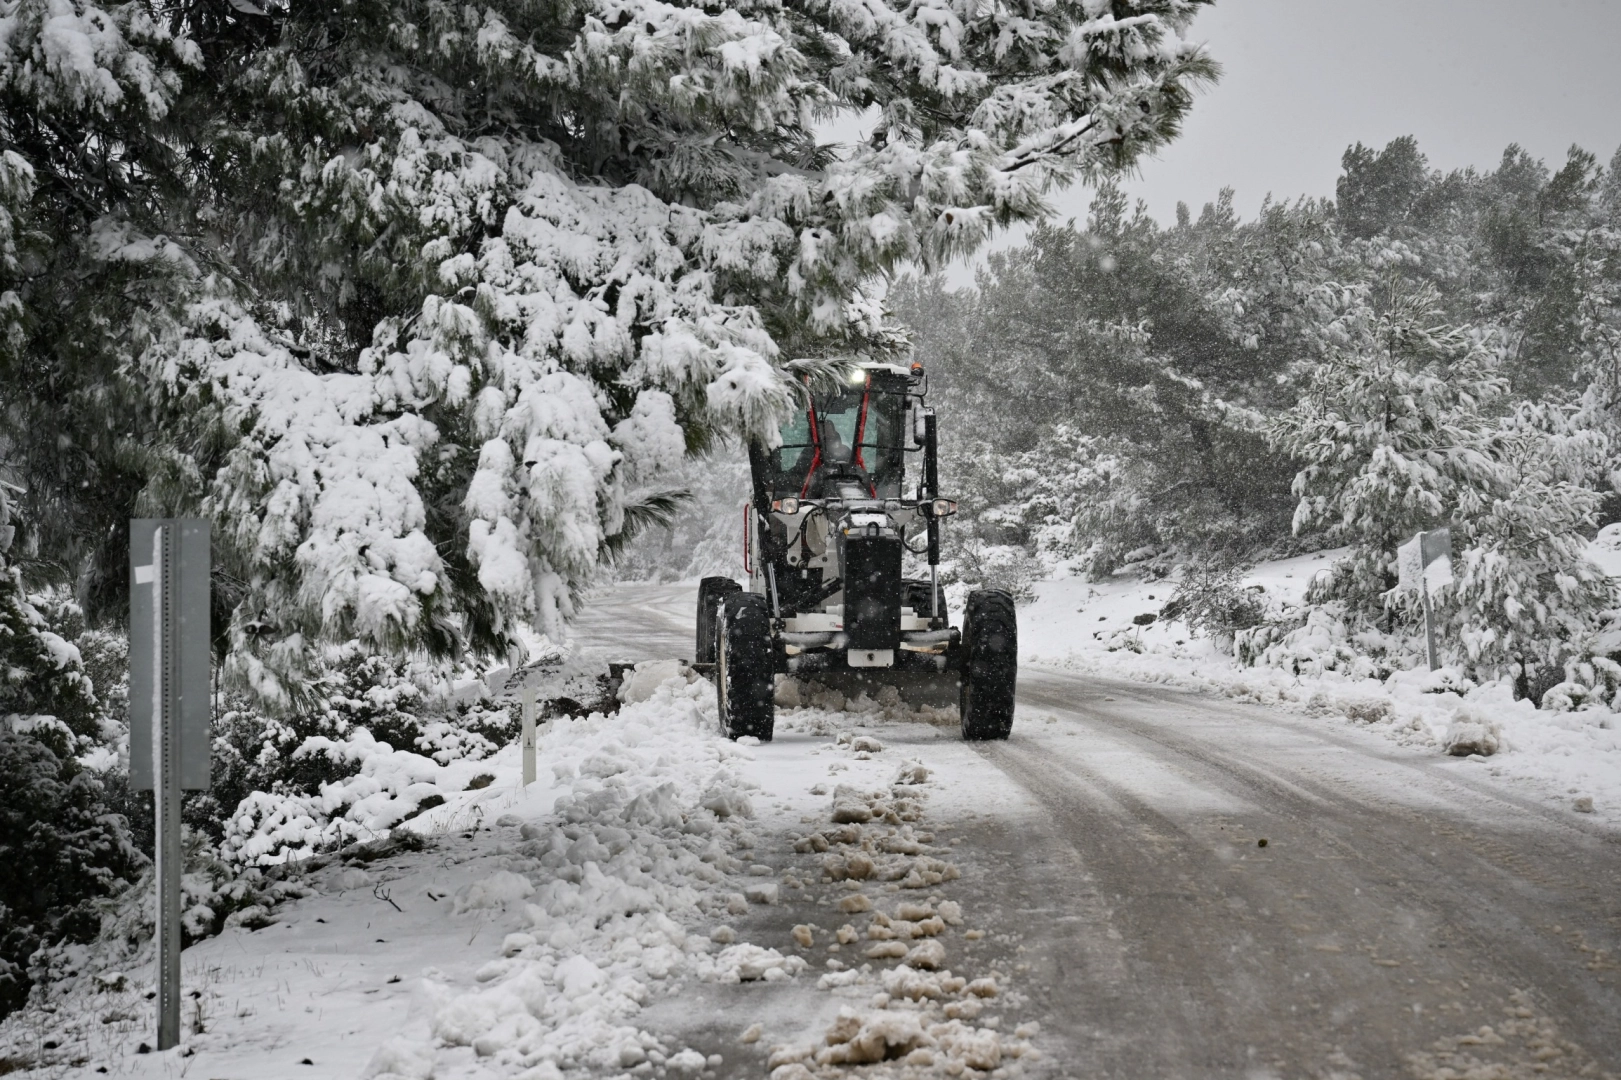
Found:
[583,583,1621,1080]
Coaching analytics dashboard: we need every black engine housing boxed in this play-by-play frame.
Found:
[838,532,902,650]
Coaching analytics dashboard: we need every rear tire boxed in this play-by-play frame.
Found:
[960,589,1017,741]
[718,593,775,741]
[696,577,742,664]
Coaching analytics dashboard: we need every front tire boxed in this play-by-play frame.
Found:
[696,577,742,664]
[961,589,1017,741]
[718,593,775,741]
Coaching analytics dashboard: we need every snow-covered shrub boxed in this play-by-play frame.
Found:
[71,629,129,746]
[24,827,315,1006]
[1163,562,1271,649]
[942,543,1046,604]
[1235,604,1395,681]
[62,634,524,923]
[1412,666,1477,696]
[0,727,144,1017]
[0,494,142,1016]
[1527,656,1621,713]
[0,580,96,743]
[182,645,521,866]
[1539,682,1599,713]
[218,724,459,865]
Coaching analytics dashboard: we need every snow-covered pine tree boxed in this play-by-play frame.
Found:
[1573,150,1621,465]
[0,1,200,618]
[0,485,142,1014]
[891,179,1328,576]
[1,0,1217,701]
[1271,276,1613,678]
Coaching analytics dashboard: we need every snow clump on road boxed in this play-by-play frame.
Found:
[757,757,1045,1079]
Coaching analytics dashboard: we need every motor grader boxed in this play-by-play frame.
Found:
[695,361,1016,742]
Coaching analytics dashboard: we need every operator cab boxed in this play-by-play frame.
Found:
[761,365,911,502]
[743,361,946,627]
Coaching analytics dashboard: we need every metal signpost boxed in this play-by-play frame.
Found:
[130,519,211,1051]
[1397,527,1453,671]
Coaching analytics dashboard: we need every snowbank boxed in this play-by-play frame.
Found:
[1020,551,1621,824]
[2,670,1056,1078]
[0,672,798,1076]
[350,673,824,1076]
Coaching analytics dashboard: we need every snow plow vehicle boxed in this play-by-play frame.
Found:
[695,361,1016,743]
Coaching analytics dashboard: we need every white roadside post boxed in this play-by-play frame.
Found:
[486,655,546,788]
[521,687,537,786]
[130,519,211,1052]
[494,647,540,787]
[1397,528,1453,672]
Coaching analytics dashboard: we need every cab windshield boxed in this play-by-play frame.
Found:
[765,375,907,499]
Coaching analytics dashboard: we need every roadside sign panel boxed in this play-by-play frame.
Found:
[129,519,212,791]
[1422,527,1453,589]
[1398,528,1454,593]
[1397,534,1424,592]
[1397,527,1454,672]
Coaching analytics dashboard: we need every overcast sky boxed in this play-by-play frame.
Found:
[944,0,1621,285]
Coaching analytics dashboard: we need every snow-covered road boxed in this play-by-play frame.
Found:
[589,582,1621,1079]
[979,673,1621,1078]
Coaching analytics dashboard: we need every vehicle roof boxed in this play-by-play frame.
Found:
[792,359,914,376]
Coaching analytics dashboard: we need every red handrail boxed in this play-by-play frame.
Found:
[850,385,877,497]
[798,398,822,498]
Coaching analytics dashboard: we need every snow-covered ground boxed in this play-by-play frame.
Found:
[10,560,1621,1077]
[4,673,1047,1079]
[1020,548,1621,826]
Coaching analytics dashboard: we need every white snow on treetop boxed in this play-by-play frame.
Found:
[2,0,1215,696]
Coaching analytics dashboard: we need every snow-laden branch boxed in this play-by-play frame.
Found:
[0,0,1218,700]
